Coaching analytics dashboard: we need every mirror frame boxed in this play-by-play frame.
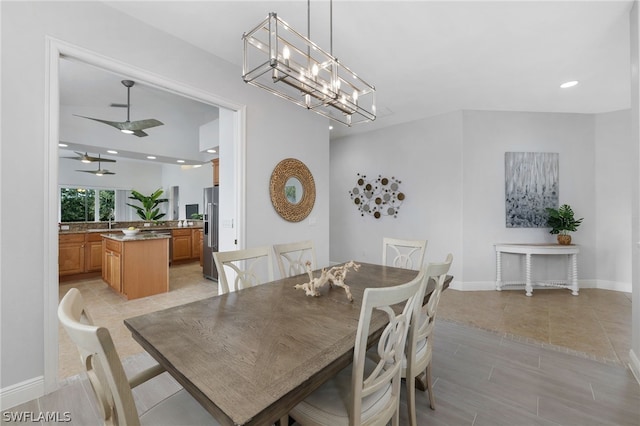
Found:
[269,158,315,222]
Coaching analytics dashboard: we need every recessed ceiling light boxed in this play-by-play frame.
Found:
[177,160,185,163]
[58,143,68,147]
[207,149,217,153]
[107,150,118,154]
[560,80,579,89]
[147,156,156,160]
[329,125,333,130]
[193,164,202,168]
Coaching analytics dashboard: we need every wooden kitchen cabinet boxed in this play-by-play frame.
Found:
[192,228,203,265]
[172,228,192,261]
[102,238,122,292]
[85,232,103,272]
[211,158,219,186]
[102,236,168,300]
[59,233,85,276]
[59,232,104,278]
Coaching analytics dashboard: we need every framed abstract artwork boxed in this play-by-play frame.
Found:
[505,152,558,228]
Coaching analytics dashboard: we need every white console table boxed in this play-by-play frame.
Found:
[495,243,579,297]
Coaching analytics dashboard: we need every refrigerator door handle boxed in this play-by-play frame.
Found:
[213,202,218,249]
[207,202,213,248]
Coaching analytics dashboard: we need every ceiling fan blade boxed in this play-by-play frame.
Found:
[64,150,116,162]
[127,118,164,131]
[76,169,115,175]
[132,129,149,137]
[74,81,163,136]
[73,114,126,131]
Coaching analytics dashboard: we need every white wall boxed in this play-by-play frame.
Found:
[161,163,212,220]
[595,110,633,289]
[629,0,640,383]
[58,156,164,191]
[332,109,632,294]
[462,111,597,287]
[0,1,330,403]
[330,111,464,279]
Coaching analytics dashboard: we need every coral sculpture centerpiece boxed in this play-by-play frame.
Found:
[294,260,361,302]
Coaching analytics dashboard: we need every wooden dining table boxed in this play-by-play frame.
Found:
[124,262,451,426]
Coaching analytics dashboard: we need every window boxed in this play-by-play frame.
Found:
[60,187,115,222]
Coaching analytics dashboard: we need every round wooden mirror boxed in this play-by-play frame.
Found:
[270,158,315,222]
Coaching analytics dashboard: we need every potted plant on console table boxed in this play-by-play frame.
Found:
[545,204,583,245]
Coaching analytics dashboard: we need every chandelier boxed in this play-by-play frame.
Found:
[242,1,376,126]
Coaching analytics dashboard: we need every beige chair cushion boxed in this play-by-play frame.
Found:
[140,389,217,426]
[290,358,392,425]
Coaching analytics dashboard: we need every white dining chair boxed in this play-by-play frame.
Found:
[403,253,453,426]
[58,288,219,426]
[273,240,317,278]
[288,269,427,426]
[213,246,274,294]
[382,237,427,270]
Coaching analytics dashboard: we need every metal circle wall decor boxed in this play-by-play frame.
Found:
[349,173,405,219]
[270,158,315,222]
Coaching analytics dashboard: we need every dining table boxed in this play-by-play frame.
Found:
[124,262,452,426]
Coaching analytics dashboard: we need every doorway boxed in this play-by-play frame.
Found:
[45,38,246,392]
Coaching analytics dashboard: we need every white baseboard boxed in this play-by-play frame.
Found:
[449,281,495,291]
[0,376,44,411]
[450,279,630,293]
[629,350,640,387]
[591,279,632,293]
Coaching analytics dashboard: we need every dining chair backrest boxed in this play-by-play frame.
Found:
[382,237,427,270]
[352,269,427,425]
[273,240,317,278]
[404,253,453,425]
[58,288,141,426]
[213,246,275,294]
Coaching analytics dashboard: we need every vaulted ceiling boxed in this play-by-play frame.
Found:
[101,0,632,139]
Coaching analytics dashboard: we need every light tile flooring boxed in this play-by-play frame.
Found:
[437,286,633,366]
[58,265,633,378]
[4,267,637,425]
[58,262,218,379]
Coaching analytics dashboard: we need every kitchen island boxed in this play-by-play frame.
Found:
[102,232,170,300]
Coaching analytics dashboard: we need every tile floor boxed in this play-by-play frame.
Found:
[15,318,640,426]
[59,264,633,380]
[437,286,633,366]
[58,262,218,378]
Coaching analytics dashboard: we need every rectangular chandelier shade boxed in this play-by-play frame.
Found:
[242,12,376,126]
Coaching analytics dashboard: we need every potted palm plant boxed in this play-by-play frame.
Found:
[126,189,169,221]
[545,204,583,245]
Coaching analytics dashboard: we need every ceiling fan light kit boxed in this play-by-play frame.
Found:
[74,80,164,137]
[242,0,376,126]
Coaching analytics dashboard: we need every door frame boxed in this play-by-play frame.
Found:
[44,37,246,391]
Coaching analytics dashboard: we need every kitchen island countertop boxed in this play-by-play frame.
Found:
[101,232,172,242]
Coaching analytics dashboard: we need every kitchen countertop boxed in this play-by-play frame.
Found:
[101,232,172,242]
[59,224,203,235]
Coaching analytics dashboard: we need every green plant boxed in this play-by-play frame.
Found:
[190,213,203,220]
[545,204,583,235]
[126,189,169,221]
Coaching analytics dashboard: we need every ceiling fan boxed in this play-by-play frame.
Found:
[64,151,116,163]
[74,80,164,137]
[76,159,115,176]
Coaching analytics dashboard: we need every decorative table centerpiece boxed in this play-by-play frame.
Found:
[294,261,360,302]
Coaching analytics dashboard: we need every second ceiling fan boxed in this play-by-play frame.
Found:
[75,80,164,137]
[76,158,115,176]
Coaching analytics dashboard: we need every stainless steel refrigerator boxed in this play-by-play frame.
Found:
[203,186,219,280]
